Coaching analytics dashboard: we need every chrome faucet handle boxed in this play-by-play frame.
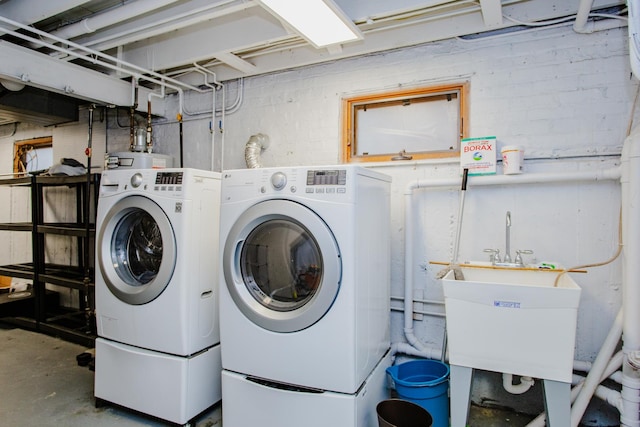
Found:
[514,249,534,266]
[483,248,501,264]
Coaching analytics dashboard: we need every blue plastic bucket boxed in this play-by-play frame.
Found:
[386,360,449,427]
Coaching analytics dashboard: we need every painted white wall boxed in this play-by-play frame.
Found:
[157,23,630,417]
[171,23,629,365]
[0,21,635,418]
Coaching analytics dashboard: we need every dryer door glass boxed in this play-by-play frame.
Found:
[98,195,177,305]
[223,199,341,333]
[240,219,322,311]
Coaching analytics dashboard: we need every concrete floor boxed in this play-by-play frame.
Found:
[0,321,537,427]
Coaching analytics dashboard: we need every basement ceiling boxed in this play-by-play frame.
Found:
[0,0,629,125]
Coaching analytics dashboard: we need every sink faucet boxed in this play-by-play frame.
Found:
[484,211,533,266]
[504,211,512,263]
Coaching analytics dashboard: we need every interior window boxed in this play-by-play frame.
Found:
[342,83,468,163]
[14,137,53,174]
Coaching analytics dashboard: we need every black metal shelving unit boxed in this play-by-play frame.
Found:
[0,173,100,347]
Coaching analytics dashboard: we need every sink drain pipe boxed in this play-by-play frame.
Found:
[503,374,535,395]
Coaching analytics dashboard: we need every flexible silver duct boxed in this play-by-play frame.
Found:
[244,133,269,168]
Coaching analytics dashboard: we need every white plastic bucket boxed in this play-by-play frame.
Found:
[501,145,524,174]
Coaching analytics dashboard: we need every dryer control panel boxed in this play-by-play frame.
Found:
[304,169,347,195]
[305,169,346,186]
[221,165,391,204]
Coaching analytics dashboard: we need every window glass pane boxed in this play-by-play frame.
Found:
[343,83,467,162]
[355,93,459,156]
[25,146,53,172]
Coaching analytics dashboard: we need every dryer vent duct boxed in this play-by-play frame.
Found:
[245,133,269,168]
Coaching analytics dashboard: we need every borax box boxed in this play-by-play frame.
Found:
[460,136,497,175]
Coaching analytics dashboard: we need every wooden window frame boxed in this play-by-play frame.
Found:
[14,136,53,174]
[342,82,469,163]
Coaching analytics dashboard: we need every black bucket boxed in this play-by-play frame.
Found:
[376,399,433,427]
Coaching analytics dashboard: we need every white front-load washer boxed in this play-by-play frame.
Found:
[94,168,222,425]
[219,165,392,395]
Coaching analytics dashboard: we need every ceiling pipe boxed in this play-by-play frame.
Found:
[50,0,180,40]
[0,15,205,96]
[57,0,253,61]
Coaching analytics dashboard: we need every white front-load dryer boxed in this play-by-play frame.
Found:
[219,165,391,394]
[94,168,222,425]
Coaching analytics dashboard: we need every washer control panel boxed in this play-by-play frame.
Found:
[130,172,143,188]
[152,171,184,193]
[271,171,287,190]
[155,171,184,185]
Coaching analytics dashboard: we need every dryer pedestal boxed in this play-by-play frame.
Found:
[94,338,222,425]
[221,351,390,427]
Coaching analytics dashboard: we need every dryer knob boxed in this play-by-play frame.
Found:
[130,173,143,188]
[271,172,287,190]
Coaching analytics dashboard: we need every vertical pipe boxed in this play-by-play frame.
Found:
[403,188,426,351]
[178,115,184,168]
[130,78,138,151]
[573,0,594,33]
[622,128,640,354]
[84,106,94,331]
[621,126,640,426]
[210,88,222,172]
[571,309,623,427]
[146,100,153,153]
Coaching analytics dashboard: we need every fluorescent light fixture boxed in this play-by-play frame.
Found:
[260,0,362,48]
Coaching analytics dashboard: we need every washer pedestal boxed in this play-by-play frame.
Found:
[95,338,222,425]
[450,365,571,427]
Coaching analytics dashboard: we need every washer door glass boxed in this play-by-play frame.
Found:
[98,195,176,305]
[224,200,341,332]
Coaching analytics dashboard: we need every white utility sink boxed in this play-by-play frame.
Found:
[442,263,582,382]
